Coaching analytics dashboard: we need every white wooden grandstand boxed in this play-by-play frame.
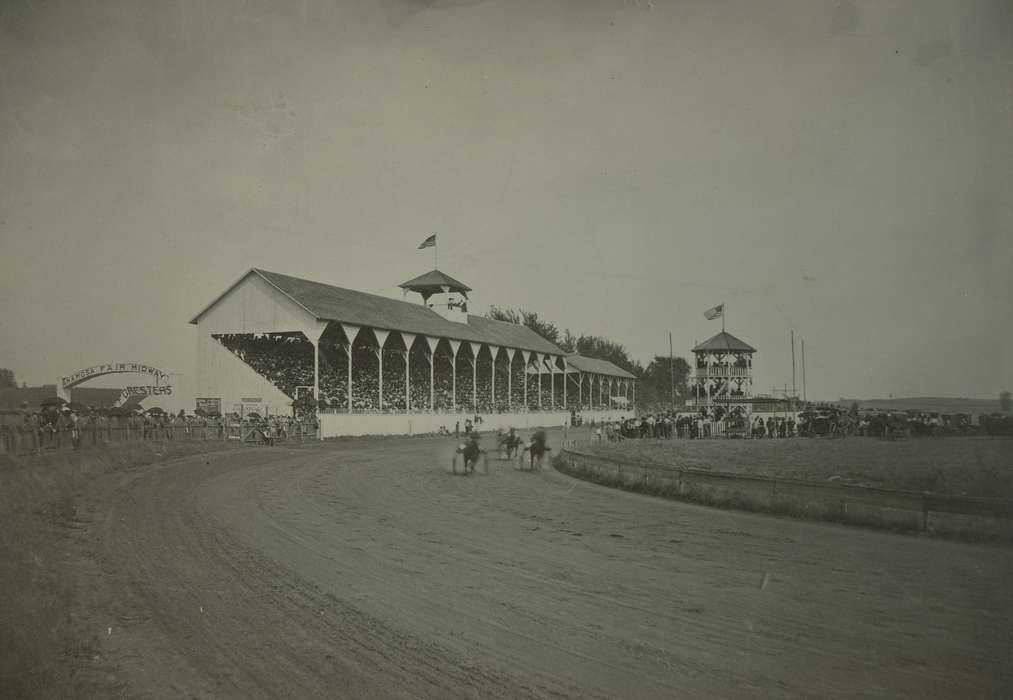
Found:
[191,268,635,437]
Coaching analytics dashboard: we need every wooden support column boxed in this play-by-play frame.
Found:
[505,348,515,411]
[549,357,555,411]
[562,358,567,409]
[303,321,328,407]
[340,324,361,412]
[536,354,543,411]
[425,336,440,410]
[468,342,481,413]
[402,332,416,412]
[374,329,390,411]
[488,345,498,412]
[312,339,319,402]
[448,339,461,413]
[521,350,530,410]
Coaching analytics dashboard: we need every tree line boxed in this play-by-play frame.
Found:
[485,306,691,410]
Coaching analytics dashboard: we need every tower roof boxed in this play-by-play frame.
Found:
[693,331,756,353]
[398,269,471,301]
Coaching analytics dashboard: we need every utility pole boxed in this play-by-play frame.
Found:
[693,339,698,409]
[791,329,796,411]
[669,332,675,411]
[801,339,807,405]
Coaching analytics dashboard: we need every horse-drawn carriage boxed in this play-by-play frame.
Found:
[453,433,487,474]
[798,408,843,437]
[520,430,551,471]
[497,428,524,459]
[454,429,551,474]
[496,428,550,470]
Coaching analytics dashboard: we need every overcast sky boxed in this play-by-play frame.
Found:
[1,0,1010,401]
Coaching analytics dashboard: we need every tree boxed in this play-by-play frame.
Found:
[485,306,648,378]
[486,306,561,346]
[635,355,692,409]
[486,305,521,325]
[558,329,578,354]
[1001,391,1011,413]
[0,368,15,390]
[572,335,643,376]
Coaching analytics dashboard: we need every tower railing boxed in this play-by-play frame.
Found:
[694,366,750,378]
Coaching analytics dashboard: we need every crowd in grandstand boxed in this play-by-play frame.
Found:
[215,332,620,413]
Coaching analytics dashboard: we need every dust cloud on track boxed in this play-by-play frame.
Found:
[74,431,1012,698]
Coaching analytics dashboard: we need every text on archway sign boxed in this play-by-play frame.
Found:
[61,363,171,389]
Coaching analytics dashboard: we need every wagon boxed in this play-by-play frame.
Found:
[799,409,842,437]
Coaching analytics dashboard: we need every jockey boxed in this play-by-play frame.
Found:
[529,429,548,469]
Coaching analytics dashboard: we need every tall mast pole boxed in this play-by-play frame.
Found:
[801,339,807,405]
[791,329,796,411]
[669,332,675,411]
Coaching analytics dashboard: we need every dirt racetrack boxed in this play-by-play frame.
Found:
[72,430,1012,698]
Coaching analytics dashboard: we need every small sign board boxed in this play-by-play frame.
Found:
[196,397,221,415]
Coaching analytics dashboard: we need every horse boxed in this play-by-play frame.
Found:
[453,434,486,474]
[523,430,551,471]
[497,429,523,459]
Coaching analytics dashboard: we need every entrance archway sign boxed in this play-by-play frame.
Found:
[60,363,172,400]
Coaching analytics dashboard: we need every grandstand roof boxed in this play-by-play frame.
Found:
[692,331,756,353]
[565,355,637,379]
[398,269,471,300]
[192,269,565,356]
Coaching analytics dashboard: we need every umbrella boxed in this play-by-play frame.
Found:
[40,396,68,407]
[145,407,165,415]
[245,412,262,420]
[67,401,90,413]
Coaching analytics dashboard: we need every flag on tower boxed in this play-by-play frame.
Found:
[418,234,437,249]
[704,304,724,320]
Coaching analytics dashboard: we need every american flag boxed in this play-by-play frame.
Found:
[704,304,723,320]
[418,234,436,249]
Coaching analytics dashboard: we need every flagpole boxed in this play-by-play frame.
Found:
[434,236,438,269]
[801,339,807,406]
[669,331,675,411]
[722,301,725,333]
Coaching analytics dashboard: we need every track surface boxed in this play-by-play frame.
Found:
[76,432,1013,698]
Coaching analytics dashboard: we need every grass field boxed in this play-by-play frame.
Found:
[835,396,999,416]
[584,436,1013,498]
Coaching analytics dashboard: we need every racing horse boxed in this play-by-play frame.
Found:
[521,430,551,471]
[452,433,486,474]
[497,428,523,459]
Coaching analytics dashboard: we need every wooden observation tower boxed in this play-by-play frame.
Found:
[691,331,756,408]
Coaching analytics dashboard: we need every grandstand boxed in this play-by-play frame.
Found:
[191,268,635,436]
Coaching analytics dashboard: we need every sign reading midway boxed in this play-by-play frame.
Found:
[61,363,171,389]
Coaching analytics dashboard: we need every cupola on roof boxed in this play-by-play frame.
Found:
[398,269,472,302]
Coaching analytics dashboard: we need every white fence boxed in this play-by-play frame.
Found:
[319,409,629,438]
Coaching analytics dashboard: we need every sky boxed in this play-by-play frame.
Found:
[1,0,1011,402]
